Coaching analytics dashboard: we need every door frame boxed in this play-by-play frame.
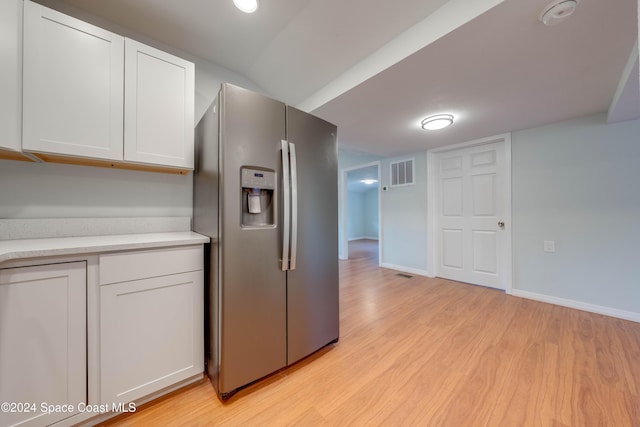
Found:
[426,133,512,293]
[340,161,382,266]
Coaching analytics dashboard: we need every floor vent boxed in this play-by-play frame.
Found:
[397,273,413,279]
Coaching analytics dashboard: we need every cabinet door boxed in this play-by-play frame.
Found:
[22,0,124,160]
[124,38,195,169]
[0,262,86,427]
[0,0,21,152]
[100,271,203,404]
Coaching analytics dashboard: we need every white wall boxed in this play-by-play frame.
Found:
[511,113,640,317]
[346,187,379,240]
[0,160,192,218]
[380,153,428,274]
[346,190,365,239]
[363,188,379,239]
[1,0,263,221]
[192,60,263,124]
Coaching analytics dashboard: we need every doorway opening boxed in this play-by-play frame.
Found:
[341,161,382,265]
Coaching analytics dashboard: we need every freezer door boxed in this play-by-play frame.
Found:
[285,106,339,365]
[218,84,287,394]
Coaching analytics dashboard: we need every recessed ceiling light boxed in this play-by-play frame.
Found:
[539,0,580,26]
[233,0,259,13]
[421,114,454,131]
[360,179,378,185]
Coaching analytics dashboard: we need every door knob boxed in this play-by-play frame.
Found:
[498,221,505,228]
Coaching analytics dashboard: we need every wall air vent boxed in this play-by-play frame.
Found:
[390,158,414,187]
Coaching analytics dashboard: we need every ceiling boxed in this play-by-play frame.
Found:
[314,0,639,156]
[56,0,456,106]
[54,0,638,158]
[346,165,380,193]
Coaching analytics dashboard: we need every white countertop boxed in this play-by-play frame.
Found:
[0,231,210,265]
[0,217,211,265]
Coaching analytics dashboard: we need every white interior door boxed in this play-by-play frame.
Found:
[435,141,506,289]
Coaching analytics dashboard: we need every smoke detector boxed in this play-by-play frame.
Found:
[539,0,580,26]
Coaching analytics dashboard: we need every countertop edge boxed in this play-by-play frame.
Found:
[0,232,211,265]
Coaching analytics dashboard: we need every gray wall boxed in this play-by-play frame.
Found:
[511,113,640,315]
[379,153,429,274]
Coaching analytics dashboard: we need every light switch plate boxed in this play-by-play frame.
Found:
[544,240,555,253]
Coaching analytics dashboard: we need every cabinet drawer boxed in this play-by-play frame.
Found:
[100,245,203,285]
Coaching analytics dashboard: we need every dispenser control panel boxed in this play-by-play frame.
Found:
[241,167,276,227]
[241,168,275,190]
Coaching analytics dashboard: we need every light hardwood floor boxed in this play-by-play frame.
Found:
[101,240,640,426]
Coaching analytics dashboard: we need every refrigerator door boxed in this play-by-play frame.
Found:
[193,99,221,389]
[218,84,287,394]
[285,106,339,365]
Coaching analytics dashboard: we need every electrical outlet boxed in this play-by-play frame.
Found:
[543,240,555,253]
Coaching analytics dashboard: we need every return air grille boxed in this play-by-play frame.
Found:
[390,159,414,187]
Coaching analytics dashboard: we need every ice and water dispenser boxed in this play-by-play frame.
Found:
[241,167,275,228]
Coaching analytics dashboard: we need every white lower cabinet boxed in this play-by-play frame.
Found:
[0,262,86,427]
[0,244,203,425]
[99,246,204,405]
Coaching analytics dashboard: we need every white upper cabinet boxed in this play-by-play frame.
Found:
[124,39,195,169]
[21,1,195,170]
[22,0,125,160]
[0,0,22,153]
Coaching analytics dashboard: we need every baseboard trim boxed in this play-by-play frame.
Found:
[381,263,430,277]
[510,289,640,323]
[62,373,204,426]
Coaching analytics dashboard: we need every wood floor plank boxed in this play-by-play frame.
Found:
[99,239,640,427]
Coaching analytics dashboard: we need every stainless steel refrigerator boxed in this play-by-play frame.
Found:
[193,83,339,399]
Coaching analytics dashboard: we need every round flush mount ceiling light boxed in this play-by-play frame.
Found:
[539,0,580,26]
[360,179,378,185]
[233,0,259,13]
[421,114,454,131]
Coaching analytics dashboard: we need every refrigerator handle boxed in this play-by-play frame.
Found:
[281,140,290,271]
[289,142,298,270]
